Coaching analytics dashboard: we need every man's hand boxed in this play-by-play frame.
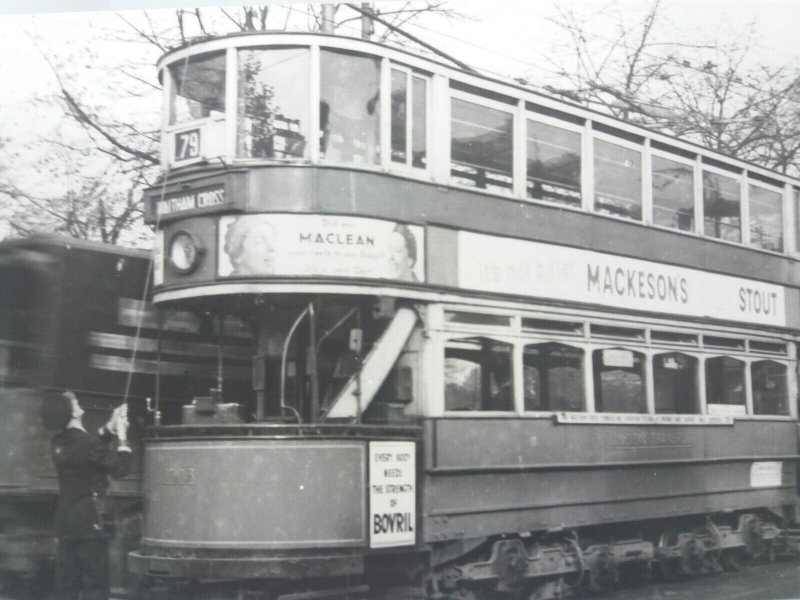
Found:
[115,404,129,442]
[105,404,128,438]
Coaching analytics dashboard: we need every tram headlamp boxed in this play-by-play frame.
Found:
[168,231,204,274]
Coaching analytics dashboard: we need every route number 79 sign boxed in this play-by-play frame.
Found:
[174,129,201,162]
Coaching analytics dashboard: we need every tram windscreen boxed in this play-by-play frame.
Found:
[169,52,226,125]
[237,48,310,159]
[320,50,381,164]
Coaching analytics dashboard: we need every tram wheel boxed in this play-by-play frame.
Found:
[656,532,681,581]
[525,577,567,600]
[720,548,754,572]
[449,585,489,600]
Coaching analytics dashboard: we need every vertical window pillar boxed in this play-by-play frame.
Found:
[743,357,754,415]
[741,173,751,246]
[784,183,796,256]
[642,139,653,225]
[693,155,704,235]
[794,188,800,255]
[160,66,172,170]
[309,45,321,163]
[512,339,525,414]
[513,100,526,198]
[789,343,798,419]
[380,57,391,171]
[431,74,450,183]
[224,47,238,160]
[697,356,707,415]
[581,120,594,212]
[644,349,655,414]
[583,325,596,413]
[405,73,413,168]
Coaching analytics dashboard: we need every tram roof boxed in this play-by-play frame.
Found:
[156,31,800,187]
[0,234,148,259]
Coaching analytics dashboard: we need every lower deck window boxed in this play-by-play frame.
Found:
[705,356,746,407]
[441,315,795,418]
[593,348,646,413]
[445,337,513,411]
[752,360,789,416]
[653,352,698,414]
[523,343,584,411]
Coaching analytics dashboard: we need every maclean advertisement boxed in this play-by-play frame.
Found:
[218,214,425,282]
[458,231,786,327]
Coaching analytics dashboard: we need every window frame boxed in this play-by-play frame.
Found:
[448,89,517,196]
[386,65,431,174]
[442,333,518,415]
[521,340,586,414]
[590,344,649,414]
[649,148,698,235]
[317,47,384,167]
[701,164,743,246]
[750,358,792,417]
[590,131,645,222]
[234,45,313,162]
[434,304,797,421]
[164,48,231,167]
[746,180,786,254]
[651,350,701,415]
[523,112,585,211]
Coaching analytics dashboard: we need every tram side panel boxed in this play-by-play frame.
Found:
[422,418,799,542]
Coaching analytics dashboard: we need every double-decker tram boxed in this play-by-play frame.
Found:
[129,31,800,599]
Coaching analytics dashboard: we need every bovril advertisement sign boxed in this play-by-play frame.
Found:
[458,231,786,327]
[218,214,424,283]
[369,441,416,548]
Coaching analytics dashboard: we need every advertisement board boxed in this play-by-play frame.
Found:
[369,441,416,548]
[458,231,786,327]
[219,214,425,283]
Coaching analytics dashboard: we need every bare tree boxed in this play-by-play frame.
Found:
[1,3,463,247]
[538,1,800,175]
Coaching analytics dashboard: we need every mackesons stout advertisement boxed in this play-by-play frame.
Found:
[218,214,425,283]
[369,441,416,548]
[458,231,786,327]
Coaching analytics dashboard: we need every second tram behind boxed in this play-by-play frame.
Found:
[128,31,800,598]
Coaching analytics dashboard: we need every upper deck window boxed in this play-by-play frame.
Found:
[652,155,694,232]
[169,52,226,126]
[594,139,642,220]
[748,185,783,252]
[237,48,310,159]
[794,188,800,253]
[526,120,581,208]
[703,171,741,242]
[320,50,381,164]
[391,69,427,169]
[450,97,513,195]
